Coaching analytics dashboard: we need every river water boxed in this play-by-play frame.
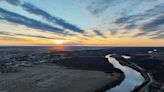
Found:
[105,54,145,92]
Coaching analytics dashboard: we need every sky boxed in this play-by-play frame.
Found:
[0,0,164,46]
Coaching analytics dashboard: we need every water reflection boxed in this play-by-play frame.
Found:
[121,55,131,59]
[105,54,144,92]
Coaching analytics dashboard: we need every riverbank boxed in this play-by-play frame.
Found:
[111,54,160,92]
[128,53,164,92]
[95,69,125,92]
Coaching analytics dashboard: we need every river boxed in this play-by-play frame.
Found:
[105,54,145,92]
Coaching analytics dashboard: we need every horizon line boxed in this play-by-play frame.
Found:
[0,45,163,47]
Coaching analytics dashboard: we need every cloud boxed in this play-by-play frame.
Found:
[3,0,164,40]
[4,0,122,37]
[0,36,29,41]
[0,32,30,41]
[151,34,164,39]
[133,14,164,37]
[93,30,106,38]
[80,0,164,38]
[21,3,84,33]
[115,4,164,27]
[115,4,164,38]
[78,0,142,36]
[133,32,147,37]
[4,0,84,33]
[110,29,118,35]
[15,33,57,39]
[0,7,64,33]
[5,0,21,6]
[124,24,138,30]
[115,15,145,25]
[5,0,84,33]
[87,0,114,15]
[0,31,58,39]
[140,15,164,32]
[0,31,13,36]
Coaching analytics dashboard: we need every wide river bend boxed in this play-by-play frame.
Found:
[105,54,145,92]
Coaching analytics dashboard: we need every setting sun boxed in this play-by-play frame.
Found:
[53,40,65,44]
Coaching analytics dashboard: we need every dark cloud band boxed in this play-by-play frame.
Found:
[5,0,84,33]
[0,8,63,33]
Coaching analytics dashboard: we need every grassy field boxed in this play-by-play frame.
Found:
[0,64,121,92]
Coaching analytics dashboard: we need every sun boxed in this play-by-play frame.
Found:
[53,40,65,45]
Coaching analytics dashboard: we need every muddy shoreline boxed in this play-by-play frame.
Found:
[95,69,125,92]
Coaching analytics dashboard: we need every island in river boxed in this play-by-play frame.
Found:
[0,46,164,92]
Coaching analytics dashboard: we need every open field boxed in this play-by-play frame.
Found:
[0,46,123,92]
[0,64,121,92]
